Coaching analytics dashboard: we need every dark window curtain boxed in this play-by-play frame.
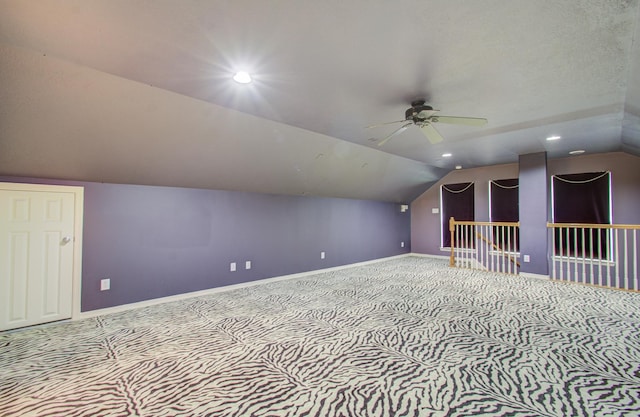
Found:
[490,179,519,222]
[552,172,610,258]
[490,179,519,251]
[441,182,474,248]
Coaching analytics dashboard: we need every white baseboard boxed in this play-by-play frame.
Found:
[78,254,412,319]
[409,252,450,261]
[520,272,550,280]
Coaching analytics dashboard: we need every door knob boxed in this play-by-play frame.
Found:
[61,236,72,245]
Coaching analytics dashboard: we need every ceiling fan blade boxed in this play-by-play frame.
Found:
[420,122,444,144]
[417,109,439,119]
[377,123,412,146]
[432,116,488,126]
[366,119,406,129]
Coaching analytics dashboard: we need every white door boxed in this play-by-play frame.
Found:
[0,183,83,331]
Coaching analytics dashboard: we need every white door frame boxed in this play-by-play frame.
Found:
[0,182,84,321]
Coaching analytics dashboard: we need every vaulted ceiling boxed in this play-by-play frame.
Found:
[1,0,639,202]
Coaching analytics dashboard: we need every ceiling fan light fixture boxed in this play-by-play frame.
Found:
[233,71,252,84]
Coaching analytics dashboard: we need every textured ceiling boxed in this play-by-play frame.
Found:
[1,0,639,202]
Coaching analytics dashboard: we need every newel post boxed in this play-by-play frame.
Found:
[449,217,455,266]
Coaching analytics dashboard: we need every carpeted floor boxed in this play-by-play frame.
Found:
[1,256,640,416]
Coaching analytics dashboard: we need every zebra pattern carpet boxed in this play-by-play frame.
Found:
[1,257,640,416]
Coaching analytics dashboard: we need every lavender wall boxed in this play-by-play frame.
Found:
[518,152,548,275]
[0,178,410,311]
[411,152,640,273]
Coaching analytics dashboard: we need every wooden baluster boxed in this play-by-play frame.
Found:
[449,217,455,267]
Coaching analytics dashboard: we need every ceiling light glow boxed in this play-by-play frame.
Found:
[546,135,561,141]
[233,71,252,84]
[569,150,585,155]
[442,153,452,158]
[455,165,462,170]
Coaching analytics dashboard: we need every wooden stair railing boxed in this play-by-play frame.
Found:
[475,231,521,268]
[449,217,520,273]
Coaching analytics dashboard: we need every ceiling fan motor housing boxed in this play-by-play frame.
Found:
[405,100,433,123]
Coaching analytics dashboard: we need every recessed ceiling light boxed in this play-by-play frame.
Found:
[546,135,561,141]
[233,71,252,84]
[569,149,585,155]
[442,153,452,158]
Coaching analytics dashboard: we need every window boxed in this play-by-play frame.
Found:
[489,179,519,223]
[489,179,519,251]
[441,182,474,248]
[551,172,611,259]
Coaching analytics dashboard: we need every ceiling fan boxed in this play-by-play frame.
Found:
[368,99,487,146]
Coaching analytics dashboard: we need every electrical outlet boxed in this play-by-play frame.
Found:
[100,278,110,291]
[523,255,530,263]
[230,262,237,272]
[401,241,405,248]
[245,261,251,270]
[320,251,325,259]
